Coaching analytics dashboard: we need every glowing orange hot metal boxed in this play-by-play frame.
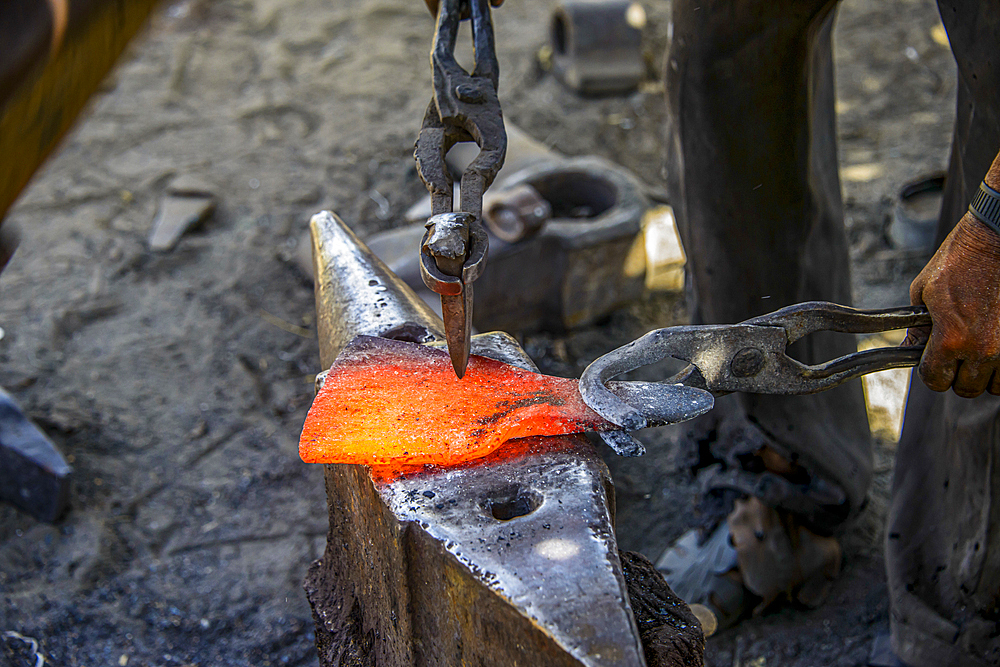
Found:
[299,335,618,468]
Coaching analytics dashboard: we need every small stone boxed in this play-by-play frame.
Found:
[188,419,208,439]
[148,174,218,251]
[149,194,216,251]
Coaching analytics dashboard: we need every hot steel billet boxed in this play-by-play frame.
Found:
[304,210,651,666]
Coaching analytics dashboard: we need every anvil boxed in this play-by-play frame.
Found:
[303,211,703,666]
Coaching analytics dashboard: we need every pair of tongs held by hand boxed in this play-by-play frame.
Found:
[415,0,507,379]
[580,302,931,454]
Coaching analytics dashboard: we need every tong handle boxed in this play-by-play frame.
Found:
[801,344,924,382]
[678,303,931,394]
[746,301,931,344]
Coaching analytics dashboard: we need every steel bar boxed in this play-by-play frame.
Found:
[303,210,648,666]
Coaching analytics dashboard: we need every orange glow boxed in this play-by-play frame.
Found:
[367,434,587,484]
[299,336,616,468]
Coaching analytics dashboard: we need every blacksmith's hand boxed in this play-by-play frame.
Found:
[905,155,1000,397]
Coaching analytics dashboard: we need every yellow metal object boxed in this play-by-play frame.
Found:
[687,603,718,638]
[642,205,686,291]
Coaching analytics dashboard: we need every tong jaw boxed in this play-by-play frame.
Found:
[580,326,728,431]
[419,212,488,377]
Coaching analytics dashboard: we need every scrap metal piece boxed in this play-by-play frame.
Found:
[598,429,646,457]
[550,0,646,95]
[149,175,217,252]
[304,210,649,666]
[414,0,508,377]
[0,387,71,523]
[484,183,551,242]
[580,302,932,431]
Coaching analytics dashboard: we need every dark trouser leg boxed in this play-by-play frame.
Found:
[664,0,871,533]
[0,222,15,272]
[888,4,1000,665]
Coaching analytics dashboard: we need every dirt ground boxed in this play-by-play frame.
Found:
[0,0,956,665]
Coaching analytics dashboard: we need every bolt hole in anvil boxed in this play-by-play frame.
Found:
[529,171,617,219]
[486,485,543,521]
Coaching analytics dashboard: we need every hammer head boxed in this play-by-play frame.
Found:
[299,335,613,469]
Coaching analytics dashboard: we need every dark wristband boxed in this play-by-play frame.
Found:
[969,181,1000,236]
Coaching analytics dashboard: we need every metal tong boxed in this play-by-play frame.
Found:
[414,0,508,378]
[580,301,931,455]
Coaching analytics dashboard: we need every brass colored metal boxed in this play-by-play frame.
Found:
[0,0,161,222]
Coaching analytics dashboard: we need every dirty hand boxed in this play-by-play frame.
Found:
[423,0,504,15]
[905,212,1000,397]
